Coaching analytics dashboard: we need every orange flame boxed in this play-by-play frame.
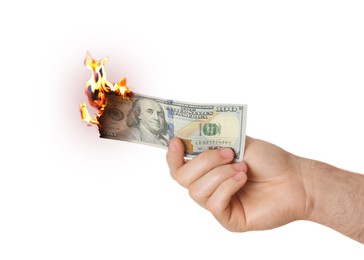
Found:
[80,52,132,127]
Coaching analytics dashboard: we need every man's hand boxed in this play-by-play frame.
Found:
[166,136,310,232]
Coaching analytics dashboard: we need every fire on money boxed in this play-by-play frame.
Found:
[80,52,133,127]
[80,53,248,161]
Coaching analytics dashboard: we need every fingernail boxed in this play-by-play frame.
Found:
[234,172,246,182]
[219,148,233,159]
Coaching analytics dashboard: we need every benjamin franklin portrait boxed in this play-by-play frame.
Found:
[117,97,168,146]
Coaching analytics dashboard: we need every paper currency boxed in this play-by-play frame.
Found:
[99,93,247,161]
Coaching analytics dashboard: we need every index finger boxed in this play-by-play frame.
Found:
[166,138,235,188]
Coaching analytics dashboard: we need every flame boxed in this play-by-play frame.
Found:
[80,52,132,127]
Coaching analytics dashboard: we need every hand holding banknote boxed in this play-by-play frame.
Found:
[166,136,364,244]
[83,53,364,244]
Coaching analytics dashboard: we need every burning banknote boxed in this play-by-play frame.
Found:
[80,52,248,161]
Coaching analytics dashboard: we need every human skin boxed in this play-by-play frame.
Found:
[166,136,364,244]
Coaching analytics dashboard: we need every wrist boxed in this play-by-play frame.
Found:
[300,158,364,243]
[297,157,317,221]
[299,158,330,222]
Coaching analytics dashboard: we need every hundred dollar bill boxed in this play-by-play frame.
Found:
[99,93,247,161]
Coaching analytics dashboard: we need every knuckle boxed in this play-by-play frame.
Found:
[198,151,213,168]
[169,169,176,180]
[174,172,187,187]
[206,200,223,215]
[210,166,225,181]
[209,165,232,184]
[188,186,203,202]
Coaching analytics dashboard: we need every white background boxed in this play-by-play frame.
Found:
[1,0,363,259]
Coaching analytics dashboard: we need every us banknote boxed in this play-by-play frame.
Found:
[99,93,247,161]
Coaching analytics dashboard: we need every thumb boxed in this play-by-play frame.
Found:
[166,137,186,180]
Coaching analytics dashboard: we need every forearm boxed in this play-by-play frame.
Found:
[302,158,364,244]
